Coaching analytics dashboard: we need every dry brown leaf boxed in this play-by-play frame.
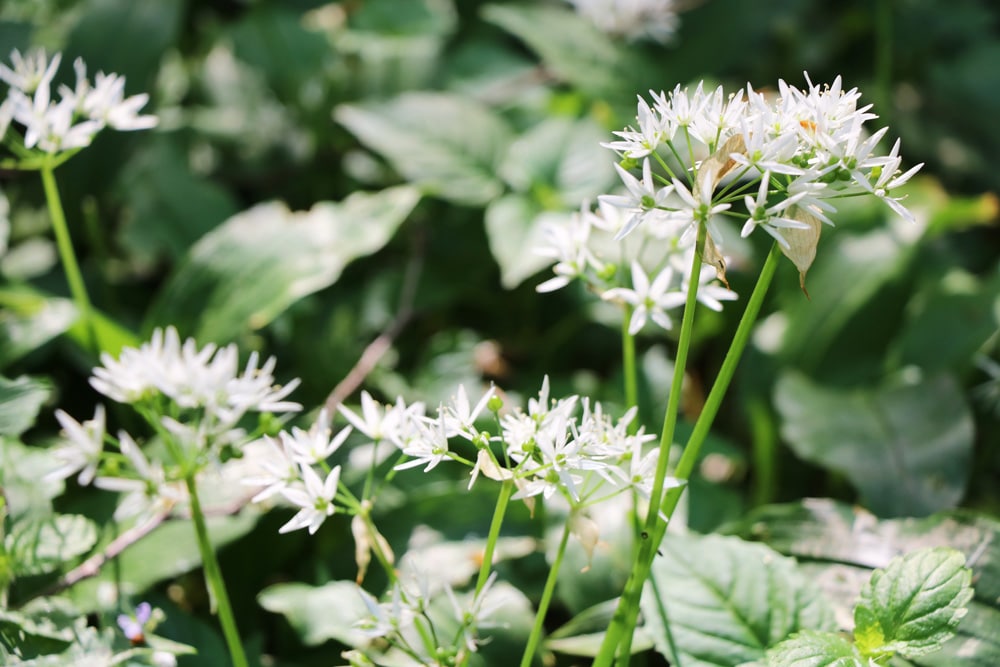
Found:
[779,205,824,297]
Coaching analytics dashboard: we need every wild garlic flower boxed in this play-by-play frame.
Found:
[598,74,922,283]
[277,462,342,534]
[90,326,301,433]
[0,48,156,155]
[45,405,106,485]
[566,0,680,44]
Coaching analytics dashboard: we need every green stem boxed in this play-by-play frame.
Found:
[621,304,638,433]
[595,224,707,667]
[519,518,572,667]
[40,163,98,354]
[185,475,249,667]
[595,241,782,667]
[474,479,514,597]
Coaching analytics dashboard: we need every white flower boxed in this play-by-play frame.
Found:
[740,172,811,248]
[280,409,352,466]
[242,435,300,503]
[45,405,106,485]
[0,48,60,94]
[94,431,184,522]
[535,207,603,293]
[394,411,451,472]
[90,326,301,427]
[445,571,504,654]
[443,384,495,441]
[683,261,739,312]
[82,68,158,130]
[600,158,675,239]
[603,261,686,335]
[278,463,341,534]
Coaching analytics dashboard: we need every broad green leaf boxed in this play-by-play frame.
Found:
[498,116,617,206]
[774,372,973,517]
[0,440,63,519]
[0,375,51,437]
[484,194,568,289]
[481,4,650,100]
[258,580,370,647]
[854,548,973,659]
[0,288,76,368]
[5,514,98,577]
[643,533,836,667]
[335,93,512,205]
[147,186,420,342]
[766,630,864,667]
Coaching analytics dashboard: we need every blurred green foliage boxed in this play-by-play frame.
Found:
[1,0,998,665]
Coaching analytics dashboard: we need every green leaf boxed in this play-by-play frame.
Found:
[0,440,63,519]
[643,533,836,667]
[481,4,648,100]
[0,375,51,437]
[258,580,370,647]
[854,548,973,659]
[774,372,973,517]
[766,630,865,667]
[498,116,617,205]
[335,92,512,205]
[484,194,567,289]
[5,514,98,577]
[726,501,1000,666]
[546,599,655,657]
[0,288,76,368]
[147,186,420,342]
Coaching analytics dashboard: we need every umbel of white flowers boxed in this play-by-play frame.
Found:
[0,48,157,154]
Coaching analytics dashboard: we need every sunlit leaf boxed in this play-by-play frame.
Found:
[6,514,98,577]
[643,533,836,666]
[0,374,51,437]
[335,93,511,205]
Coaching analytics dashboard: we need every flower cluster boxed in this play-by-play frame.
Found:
[248,378,675,537]
[534,198,738,335]
[47,327,301,521]
[538,75,923,300]
[353,571,505,665]
[566,0,680,44]
[0,48,157,156]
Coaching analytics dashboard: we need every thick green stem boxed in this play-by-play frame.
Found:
[40,163,98,354]
[185,476,249,667]
[595,241,782,666]
[519,519,572,667]
[595,224,707,667]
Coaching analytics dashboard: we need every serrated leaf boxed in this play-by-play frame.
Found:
[147,186,420,341]
[774,372,973,517]
[726,500,1000,666]
[5,514,98,577]
[258,580,370,647]
[335,92,511,205]
[643,533,836,667]
[854,548,973,659]
[766,630,865,667]
[0,374,51,437]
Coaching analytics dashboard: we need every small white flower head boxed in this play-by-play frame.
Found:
[90,326,301,429]
[46,405,106,485]
[393,410,451,473]
[0,48,157,156]
[278,463,342,534]
[603,260,686,335]
[94,431,184,522]
[442,384,495,441]
[600,158,675,239]
[241,434,300,503]
[279,409,352,466]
